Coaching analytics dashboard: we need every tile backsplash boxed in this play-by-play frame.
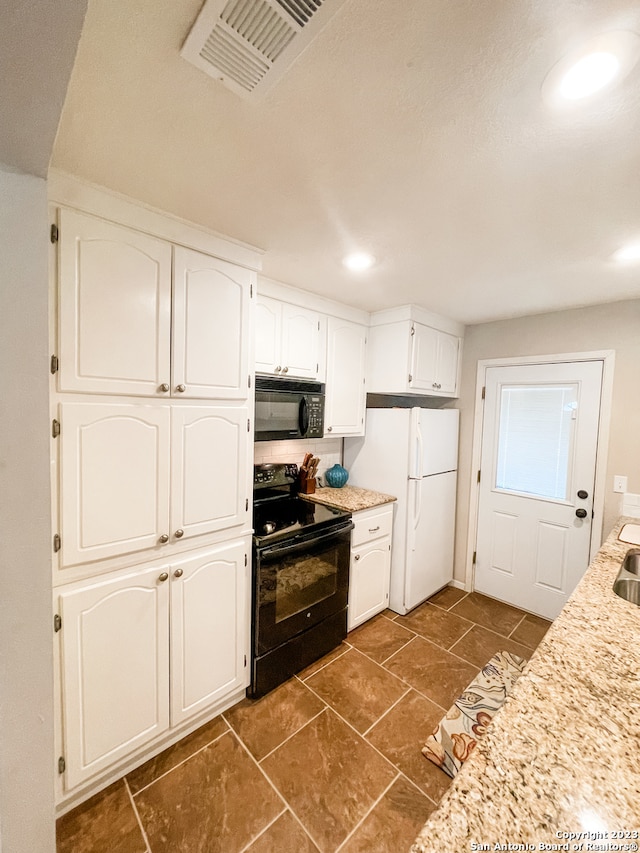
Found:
[254,437,343,484]
[622,493,640,518]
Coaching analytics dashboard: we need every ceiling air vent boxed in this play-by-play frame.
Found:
[181,0,346,98]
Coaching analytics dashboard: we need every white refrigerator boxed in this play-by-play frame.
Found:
[343,408,459,615]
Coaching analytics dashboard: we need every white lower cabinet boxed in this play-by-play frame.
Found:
[348,505,394,631]
[57,538,249,792]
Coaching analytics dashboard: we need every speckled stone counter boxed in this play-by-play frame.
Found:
[411,517,640,853]
[302,485,396,513]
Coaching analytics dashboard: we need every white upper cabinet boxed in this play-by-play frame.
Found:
[58,564,171,790]
[170,540,248,726]
[409,324,460,395]
[324,317,367,437]
[255,295,320,379]
[58,209,172,397]
[170,406,248,541]
[172,247,251,399]
[366,308,463,398]
[57,210,252,400]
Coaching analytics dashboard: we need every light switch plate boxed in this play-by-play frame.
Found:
[614,475,628,494]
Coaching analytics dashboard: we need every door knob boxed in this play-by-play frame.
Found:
[174,568,184,578]
[575,508,588,519]
[158,572,169,582]
[175,384,186,393]
[174,529,184,538]
[159,383,170,393]
[158,534,169,544]
[577,490,589,500]
[282,366,289,373]
[274,366,282,372]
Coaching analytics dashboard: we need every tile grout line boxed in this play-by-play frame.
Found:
[446,623,475,653]
[395,768,439,808]
[362,687,412,738]
[299,642,352,681]
[334,772,401,852]
[229,723,327,853]
[236,806,288,853]
[257,704,328,765]
[129,725,231,797]
[123,776,153,853]
[506,614,527,640]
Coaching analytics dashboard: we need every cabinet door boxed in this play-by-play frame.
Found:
[325,318,367,436]
[409,323,439,391]
[255,295,282,374]
[348,539,391,631]
[59,566,170,789]
[172,247,252,399]
[436,331,460,394]
[170,406,249,542]
[281,303,320,379]
[59,402,171,567]
[170,540,248,725]
[58,209,172,397]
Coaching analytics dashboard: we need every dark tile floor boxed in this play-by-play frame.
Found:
[56,589,551,853]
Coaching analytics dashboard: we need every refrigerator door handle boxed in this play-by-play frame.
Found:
[414,423,424,480]
[413,477,422,530]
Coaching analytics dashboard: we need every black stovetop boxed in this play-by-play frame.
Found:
[253,463,351,545]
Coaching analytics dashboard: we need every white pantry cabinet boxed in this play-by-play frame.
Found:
[324,317,367,437]
[410,323,459,394]
[255,295,321,379]
[57,209,252,400]
[58,539,249,791]
[58,401,249,568]
[348,504,394,631]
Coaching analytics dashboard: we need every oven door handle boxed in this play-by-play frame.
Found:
[259,521,354,558]
[299,396,309,436]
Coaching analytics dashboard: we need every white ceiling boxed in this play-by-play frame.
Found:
[52,0,640,324]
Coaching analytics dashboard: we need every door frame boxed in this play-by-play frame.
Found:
[464,350,615,593]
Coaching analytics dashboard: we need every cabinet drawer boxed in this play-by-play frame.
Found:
[351,506,393,547]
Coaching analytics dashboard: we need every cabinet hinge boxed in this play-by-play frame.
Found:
[58,756,65,774]
[54,614,62,633]
[244,654,247,667]
[472,551,477,565]
[481,386,486,400]
[53,534,61,553]
[248,375,251,389]
[477,470,481,484]
[250,283,253,297]
[247,419,250,432]
[316,363,319,373]
[52,418,60,438]
[50,354,59,374]
[50,224,59,244]
[410,324,415,336]
[245,553,248,566]
[245,498,249,512]
[317,321,320,331]
[408,374,412,383]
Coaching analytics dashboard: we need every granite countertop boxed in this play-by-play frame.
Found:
[411,517,640,853]
[302,485,396,513]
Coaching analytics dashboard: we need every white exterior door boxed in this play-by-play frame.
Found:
[170,540,248,725]
[58,209,172,397]
[475,361,603,620]
[172,247,252,399]
[59,565,170,789]
[59,402,170,567]
[280,303,319,378]
[170,406,249,542]
[325,317,367,436]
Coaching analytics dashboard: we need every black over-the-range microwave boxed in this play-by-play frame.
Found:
[254,376,325,441]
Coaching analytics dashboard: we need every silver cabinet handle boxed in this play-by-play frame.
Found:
[158,534,169,544]
[274,366,282,372]
[159,383,170,393]
[327,426,333,432]
[174,529,184,539]
[158,572,169,582]
[174,568,184,578]
[175,384,186,393]
[354,554,360,561]
[369,526,380,533]
[282,366,289,373]
[432,382,438,389]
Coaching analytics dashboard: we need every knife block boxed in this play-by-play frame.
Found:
[298,472,316,494]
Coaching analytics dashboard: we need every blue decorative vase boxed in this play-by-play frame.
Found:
[325,463,349,488]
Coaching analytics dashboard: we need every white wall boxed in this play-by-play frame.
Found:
[454,298,640,585]
[0,165,56,853]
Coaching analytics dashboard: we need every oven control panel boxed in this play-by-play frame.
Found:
[254,463,298,488]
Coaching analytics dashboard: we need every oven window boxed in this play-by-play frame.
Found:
[255,394,299,434]
[275,546,338,623]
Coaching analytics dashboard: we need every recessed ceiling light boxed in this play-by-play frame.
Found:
[343,252,375,272]
[612,242,640,263]
[542,31,640,107]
